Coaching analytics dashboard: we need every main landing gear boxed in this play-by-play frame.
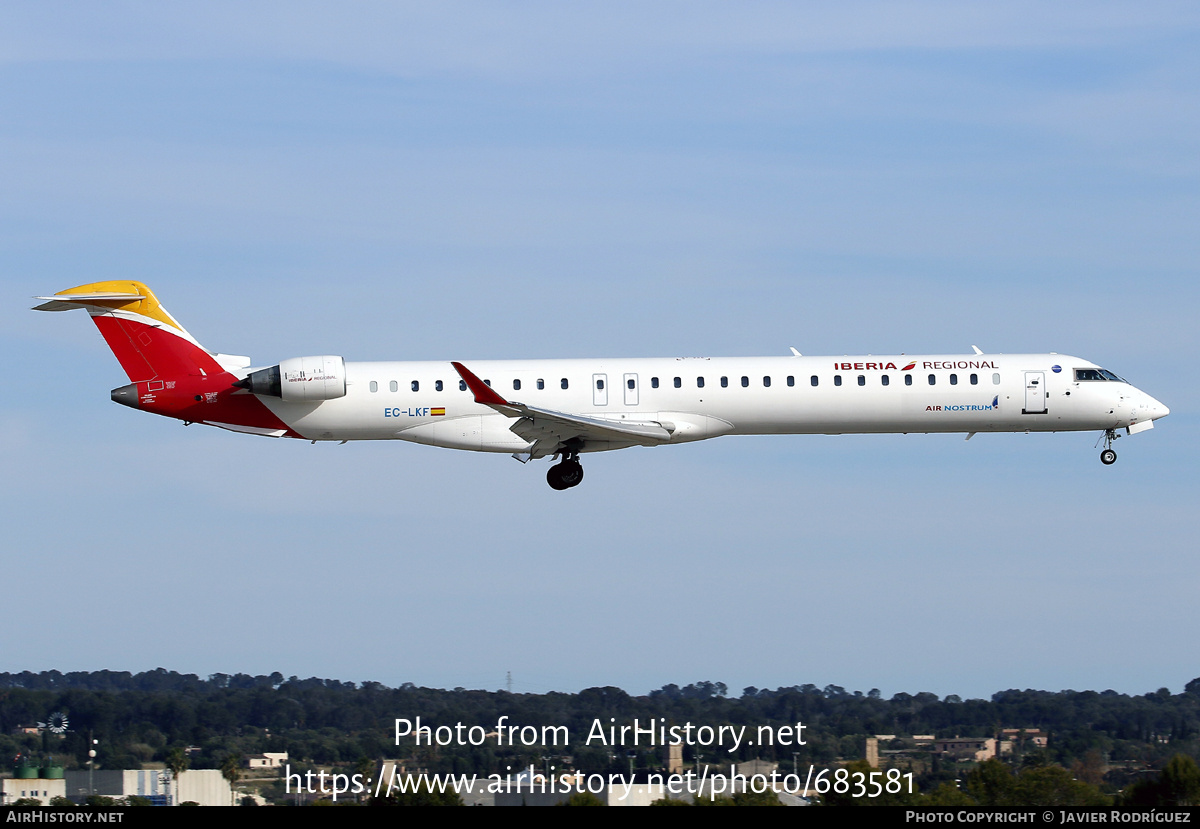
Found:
[1099,429,1118,465]
[547,452,584,490]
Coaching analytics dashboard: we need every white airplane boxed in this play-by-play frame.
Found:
[37,281,1169,489]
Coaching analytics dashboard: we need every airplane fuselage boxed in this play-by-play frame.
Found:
[249,353,1163,451]
[36,281,1169,489]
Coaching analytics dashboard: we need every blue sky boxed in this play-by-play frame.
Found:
[2,3,1197,700]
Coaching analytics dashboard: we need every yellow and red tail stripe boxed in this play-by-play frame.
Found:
[36,281,300,437]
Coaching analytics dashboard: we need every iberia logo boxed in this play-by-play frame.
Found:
[901,362,916,371]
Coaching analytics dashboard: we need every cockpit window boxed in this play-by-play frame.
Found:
[1075,368,1127,383]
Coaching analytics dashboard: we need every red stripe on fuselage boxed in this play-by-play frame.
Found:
[134,374,300,436]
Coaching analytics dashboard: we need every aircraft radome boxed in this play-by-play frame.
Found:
[36,282,1169,490]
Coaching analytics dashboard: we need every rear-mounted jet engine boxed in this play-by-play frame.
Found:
[235,355,347,402]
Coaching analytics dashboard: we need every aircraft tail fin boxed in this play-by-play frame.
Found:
[34,281,231,382]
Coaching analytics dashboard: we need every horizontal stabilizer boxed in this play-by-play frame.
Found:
[34,292,146,312]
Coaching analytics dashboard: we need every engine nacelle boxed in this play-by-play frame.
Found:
[239,355,347,402]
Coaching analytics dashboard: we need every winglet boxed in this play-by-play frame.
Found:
[451,361,512,407]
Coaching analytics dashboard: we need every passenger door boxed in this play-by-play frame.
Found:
[1023,371,1047,414]
[592,373,608,406]
[623,373,639,406]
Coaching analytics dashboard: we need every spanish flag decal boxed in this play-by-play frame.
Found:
[431,407,446,416]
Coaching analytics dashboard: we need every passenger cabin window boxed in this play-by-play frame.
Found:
[412,380,420,392]
[459,380,467,391]
[787,375,795,387]
[811,375,819,387]
[596,379,604,390]
[763,376,771,387]
[949,374,958,386]
[561,378,569,390]
[389,380,398,392]
[741,376,749,387]
[673,377,681,388]
[834,375,842,386]
[483,379,490,387]
[970,374,978,385]
[435,380,443,392]
[905,374,913,386]
[513,379,521,391]
[721,376,728,388]
[697,377,705,388]
[928,374,936,385]
[992,373,1001,385]
[857,375,865,386]
[370,381,378,393]
[882,375,890,386]
[627,378,635,390]
[651,377,659,388]
[537,379,545,390]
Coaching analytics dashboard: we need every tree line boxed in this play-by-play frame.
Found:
[2,670,1198,786]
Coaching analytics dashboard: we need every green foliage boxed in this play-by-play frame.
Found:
[924,782,976,809]
[10,798,43,807]
[963,759,1110,809]
[1123,754,1200,808]
[557,791,605,806]
[220,753,243,805]
[1,669,1198,788]
[1015,766,1110,809]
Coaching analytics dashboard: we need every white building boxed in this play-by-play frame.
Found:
[1,777,66,806]
[63,769,233,806]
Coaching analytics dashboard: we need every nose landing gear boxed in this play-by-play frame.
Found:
[1099,429,1118,465]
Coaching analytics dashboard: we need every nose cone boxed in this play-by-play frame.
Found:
[1144,394,1169,421]
[110,383,139,409]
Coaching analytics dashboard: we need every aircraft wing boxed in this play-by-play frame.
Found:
[451,362,672,454]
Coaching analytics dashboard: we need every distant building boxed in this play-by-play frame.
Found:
[935,736,998,762]
[2,778,66,806]
[63,769,232,806]
[246,752,288,769]
[664,743,683,775]
[999,729,1048,748]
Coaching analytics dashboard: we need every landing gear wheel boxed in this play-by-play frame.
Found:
[547,465,570,490]
[1097,429,1119,465]
[546,459,584,490]
[559,460,583,488]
